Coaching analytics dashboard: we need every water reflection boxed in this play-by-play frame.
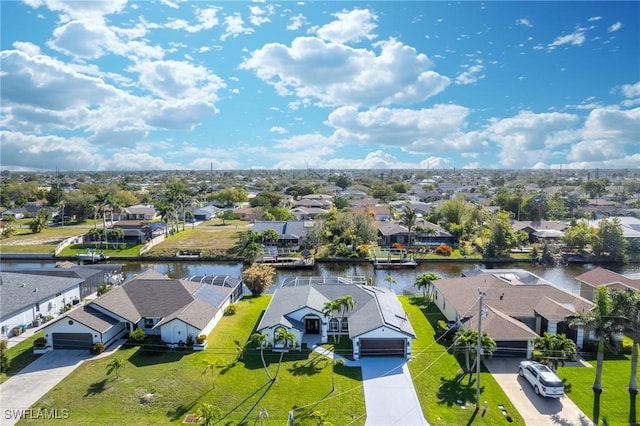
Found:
[5,259,638,296]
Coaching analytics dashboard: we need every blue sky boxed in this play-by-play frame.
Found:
[1,1,639,171]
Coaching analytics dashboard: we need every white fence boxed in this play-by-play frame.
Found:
[139,234,165,256]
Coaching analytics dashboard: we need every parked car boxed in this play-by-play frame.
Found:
[518,360,564,398]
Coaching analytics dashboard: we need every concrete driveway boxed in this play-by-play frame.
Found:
[483,357,594,426]
[360,358,429,426]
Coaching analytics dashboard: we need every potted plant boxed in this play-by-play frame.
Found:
[33,337,51,354]
[194,334,207,351]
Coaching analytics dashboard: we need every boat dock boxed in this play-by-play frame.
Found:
[256,256,315,269]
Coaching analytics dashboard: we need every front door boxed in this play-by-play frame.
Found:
[305,318,320,334]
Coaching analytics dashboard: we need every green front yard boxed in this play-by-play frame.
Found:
[0,332,43,384]
[560,357,640,425]
[17,295,528,425]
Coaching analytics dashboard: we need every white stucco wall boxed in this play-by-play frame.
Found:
[0,285,80,337]
[432,289,458,321]
[43,318,98,346]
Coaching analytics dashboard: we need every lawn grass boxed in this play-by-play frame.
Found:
[559,356,640,425]
[400,296,524,425]
[0,227,88,254]
[0,332,43,384]
[20,296,365,425]
[146,227,244,258]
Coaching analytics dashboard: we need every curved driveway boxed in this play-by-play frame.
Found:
[483,357,594,426]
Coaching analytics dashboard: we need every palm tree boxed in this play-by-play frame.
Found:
[453,328,496,375]
[202,359,219,389]
[400,205,418,247]
[155,200,174,237]
[196,403,222,426]
[336,295,354,344]
[384,274,397,290]
[415,273,440,299]
[611,289,640,424]
[533,332,577,372]
[273,328,296,380]
[249,332,274,381]
[94,191,114,246]
[566,287,619,424]
[106,357,125,379]
[322,300,340,344]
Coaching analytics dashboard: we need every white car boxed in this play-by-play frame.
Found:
[518,360,564,398]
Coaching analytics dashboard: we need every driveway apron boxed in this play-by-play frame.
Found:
[483,357,594,426]
[0,344,125,426]
[360,358,429,426]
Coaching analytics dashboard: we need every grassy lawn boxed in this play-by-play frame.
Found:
[1,332,43,384]
[59,243,142,257]
[146,227,244,258]
[559,356,640,425]
[400,296,524,425]
[20,296,366,425]
[0,227,88,254]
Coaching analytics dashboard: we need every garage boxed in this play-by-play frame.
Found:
[52,333,93,349]
[495,340,529,357]
[360,338,406,357]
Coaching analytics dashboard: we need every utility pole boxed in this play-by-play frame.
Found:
[476,288,486,410]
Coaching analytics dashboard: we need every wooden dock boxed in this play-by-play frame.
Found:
[256,256,315,269]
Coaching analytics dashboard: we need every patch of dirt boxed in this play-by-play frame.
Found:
[2,237,64,246]
[183,414,199,424]
[139,393,155,404]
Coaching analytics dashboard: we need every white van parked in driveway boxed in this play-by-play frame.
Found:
[519,360,564,398]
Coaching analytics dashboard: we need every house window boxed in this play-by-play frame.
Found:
[328,318,339,332]
[340,318,349,332]
[144,318,154,329]
[35,302,40,312]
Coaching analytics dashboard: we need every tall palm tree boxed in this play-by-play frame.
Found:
[400,205,418,247]
[94,191,114,246]
[273,328,296,380]
[336,295,354,343]
[566,287,619,424]
[202,359,219,389]
[453,328,496,375]
[322,300,340,344]
[249,332,274,381]
[533,332,577,371]
[611,289,640,424]
[155,200,174,237]
[415,273,440,299]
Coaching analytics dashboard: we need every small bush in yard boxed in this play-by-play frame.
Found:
[34,337,47,348]
[224,304,238,316]
[91,343,106,354]
[435,244,452,256]
[196,334,207,344]
[129,329,146,343]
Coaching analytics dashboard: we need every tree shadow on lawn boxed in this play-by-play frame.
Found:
[84,378,109,397]
[127,345,188,367]
[437,372,482,408]
[219,379,275,426]
[407,296,451,344]
[166,386,216,422]
[287,354,324,377]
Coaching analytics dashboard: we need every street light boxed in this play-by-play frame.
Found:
[476,288,488,410]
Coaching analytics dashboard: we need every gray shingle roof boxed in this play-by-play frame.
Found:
[257,283,415,338]
[0,272,83,319]
[65,306,121,333]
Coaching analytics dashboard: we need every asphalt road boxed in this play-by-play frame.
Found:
[483,357,595,426]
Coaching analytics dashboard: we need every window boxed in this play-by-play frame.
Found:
[144,318,154,329]
[328,318,339,332]
[340,318,349,332]
[35,302,40,312]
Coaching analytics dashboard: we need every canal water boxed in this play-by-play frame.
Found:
[3,260,640,296]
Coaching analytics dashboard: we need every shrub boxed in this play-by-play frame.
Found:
[224,304,238,316]
[91,342,106,354]
[0,354,10,373]
[185,334,194,347]
[435,244,452,256]
[196,334,207,344]
[34,337,47,348]
[129,328,146,343]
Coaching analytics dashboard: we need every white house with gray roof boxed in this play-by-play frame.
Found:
[42,270,239,350]
[1,272,83,338]
[256,277,416,359]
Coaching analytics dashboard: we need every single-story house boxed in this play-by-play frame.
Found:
[108,220,154,244]
[1,272,83,337]
[352,205,391,221]
[192,205,221,221]
[511,220,569,243]
[112,204,157,221]
[256,277,416,359]
[432,269,594,357]
[42,270,239,349]
[294,197,333,210]
[0,208,28,220]
[574,267,640,302]
[290,207,328,220]
[252,220,315,248]
[2,263,124,300]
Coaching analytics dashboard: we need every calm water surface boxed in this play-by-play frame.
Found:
[3,260,639,296]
